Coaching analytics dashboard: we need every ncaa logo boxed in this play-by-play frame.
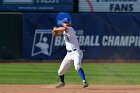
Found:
[31,29,54,56]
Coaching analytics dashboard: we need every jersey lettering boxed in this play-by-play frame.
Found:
[64,34,70,42]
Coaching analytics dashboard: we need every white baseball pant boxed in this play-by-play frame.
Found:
[58,49,83,75]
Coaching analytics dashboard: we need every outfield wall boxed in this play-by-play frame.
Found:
[0,13,22,59]
[1,12,140,60]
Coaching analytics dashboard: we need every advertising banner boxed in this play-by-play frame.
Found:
[0,0,73,11]
[79,0,140,12]
[22,13,66,59]
[22,13,140,60]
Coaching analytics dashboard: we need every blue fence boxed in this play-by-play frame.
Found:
[22,13,140,60]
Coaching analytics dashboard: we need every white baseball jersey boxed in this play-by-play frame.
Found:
[63,27,80,51]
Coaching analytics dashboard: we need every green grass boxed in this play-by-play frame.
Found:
[0,63,140,84]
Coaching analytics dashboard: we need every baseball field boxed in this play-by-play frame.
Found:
[0,61,140,93]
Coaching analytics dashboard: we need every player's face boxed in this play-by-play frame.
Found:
[62,22,70,27]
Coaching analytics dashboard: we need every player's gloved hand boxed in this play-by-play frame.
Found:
[52,30,60,36]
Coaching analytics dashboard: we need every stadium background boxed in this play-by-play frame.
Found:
[0,0,140,93]
[1,0,140,60]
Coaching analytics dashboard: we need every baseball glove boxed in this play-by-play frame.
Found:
[52,30,60,36]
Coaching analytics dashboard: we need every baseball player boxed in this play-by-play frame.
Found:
[52,18,88,88]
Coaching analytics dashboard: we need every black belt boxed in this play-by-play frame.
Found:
[67,49,77,52]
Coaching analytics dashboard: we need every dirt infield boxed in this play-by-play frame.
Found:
[0,84,140,93]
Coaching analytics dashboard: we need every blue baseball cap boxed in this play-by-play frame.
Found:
[62,18,70,23]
